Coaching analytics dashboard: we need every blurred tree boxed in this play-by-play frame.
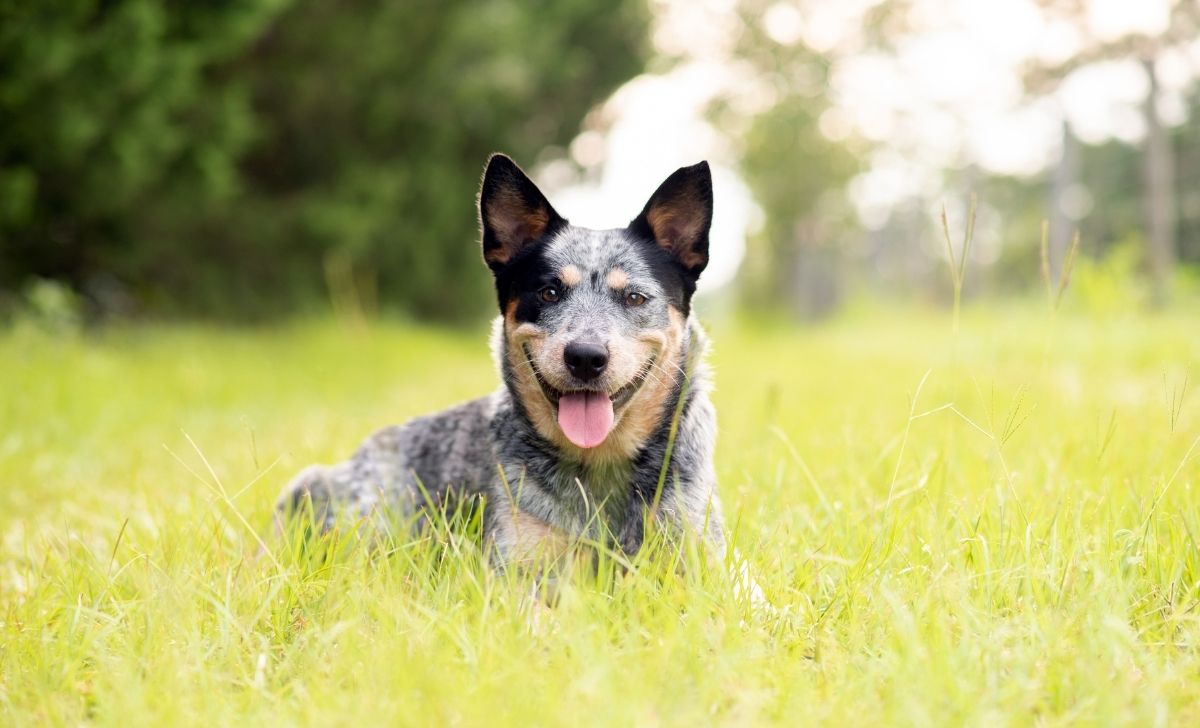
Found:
[1,0,647,321]
[973,89,1200,302]
[1176,90,1200,266]
[0,0,286,314]
[817,0,1200,305]
[725,1,863,318]
[736,96,859,317]
[1022,0,1200,305]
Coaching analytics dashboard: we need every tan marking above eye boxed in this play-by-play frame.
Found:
[606,268,629,290]
[560,265,582,287]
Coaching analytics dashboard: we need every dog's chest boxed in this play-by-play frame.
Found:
[542,457,634,526]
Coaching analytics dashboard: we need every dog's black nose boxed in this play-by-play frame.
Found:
[563,341,608,381]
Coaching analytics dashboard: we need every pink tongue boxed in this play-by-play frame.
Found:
[557,391,615,449]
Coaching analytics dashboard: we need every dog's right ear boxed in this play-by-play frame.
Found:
[478,154,565,272]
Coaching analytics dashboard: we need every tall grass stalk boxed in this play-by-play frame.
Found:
[1039,222,1082,365]
[939,195,977,335]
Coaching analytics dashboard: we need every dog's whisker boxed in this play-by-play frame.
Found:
[646,362,682,384]
[654,357,688,377]
[638,367,670,388]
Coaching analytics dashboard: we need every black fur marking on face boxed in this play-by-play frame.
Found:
[625,228,697,315]
[494,239,560,323]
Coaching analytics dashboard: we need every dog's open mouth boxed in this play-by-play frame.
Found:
[522,344,655,449]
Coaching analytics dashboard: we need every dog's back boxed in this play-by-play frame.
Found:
[278,396,496,529]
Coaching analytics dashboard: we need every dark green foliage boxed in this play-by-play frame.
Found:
[0,0,282,311]
[0,0,647,320]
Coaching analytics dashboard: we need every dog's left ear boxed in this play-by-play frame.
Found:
[479,153,566,272]
[630,161,713,277]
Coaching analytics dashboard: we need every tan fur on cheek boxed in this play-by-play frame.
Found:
[505,330,565,447]
[605,330,644,390]
[601,307,688,459]
[510,322,543,342]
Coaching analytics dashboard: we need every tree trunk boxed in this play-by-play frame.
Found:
[1048,119,1080,281]
[783,218,840,319]
[1141,56,1176,305]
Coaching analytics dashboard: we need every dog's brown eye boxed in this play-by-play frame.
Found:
[625,291,648,307]
[539,286,561,303]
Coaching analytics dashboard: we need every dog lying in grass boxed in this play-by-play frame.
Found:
[277,153,725,570]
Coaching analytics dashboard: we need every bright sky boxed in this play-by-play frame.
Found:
[539,0,1200,291]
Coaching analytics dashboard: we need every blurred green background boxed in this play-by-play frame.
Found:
[3,5,1200,723]
[2,0,1199,324]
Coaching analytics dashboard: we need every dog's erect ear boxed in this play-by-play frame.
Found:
[630,161,713,277]
[479,154,565,271]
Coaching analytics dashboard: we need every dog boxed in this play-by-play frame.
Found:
[276,153,724,570]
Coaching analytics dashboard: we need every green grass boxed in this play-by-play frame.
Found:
[2,304,1199,726]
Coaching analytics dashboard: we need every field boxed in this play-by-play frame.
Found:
[2,304,1199,726]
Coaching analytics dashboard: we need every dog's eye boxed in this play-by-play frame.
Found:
[625,291,648,307]
[539,286,561,303]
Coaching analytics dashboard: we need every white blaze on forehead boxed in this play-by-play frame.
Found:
[560,264,582,286]
[546,228,604,268]
[606,268,629,289]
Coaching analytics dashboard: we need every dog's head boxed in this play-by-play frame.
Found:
[479,154,712,459]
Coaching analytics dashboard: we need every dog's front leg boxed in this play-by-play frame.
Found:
[485,505,581,618]
[488,507,572,566]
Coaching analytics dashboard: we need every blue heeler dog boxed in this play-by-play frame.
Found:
[276,154,724,569]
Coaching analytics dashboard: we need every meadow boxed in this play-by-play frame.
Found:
[2,301,1199,726]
